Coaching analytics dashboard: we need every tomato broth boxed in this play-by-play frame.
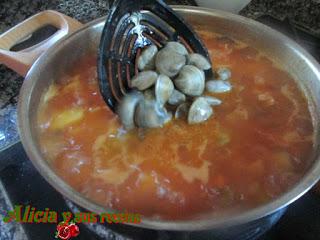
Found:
[37,32,315,220]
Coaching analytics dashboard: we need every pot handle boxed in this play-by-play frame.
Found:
[0,10,83,77]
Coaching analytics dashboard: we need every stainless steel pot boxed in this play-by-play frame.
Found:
[1,6,320,240]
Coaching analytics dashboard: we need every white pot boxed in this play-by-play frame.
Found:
[195,0,252,13]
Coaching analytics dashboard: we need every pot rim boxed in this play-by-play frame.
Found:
[18,6,320,231]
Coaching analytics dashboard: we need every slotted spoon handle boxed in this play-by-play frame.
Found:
[98,0,212,112]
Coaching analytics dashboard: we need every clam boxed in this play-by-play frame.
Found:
[187,53,211,70]
[144,88,155,100]
[164,111,173,124]
[155,48,186,77]
[135,98,170,128]
[188,97,213,124]
[117,91,143,130]
[138,45,158,71]
[175,103,190,120]
[131,71,158,90]
[174,65,205,96]
[206,80,232,93]
[203,96,222,106]
[168,89,186,106]
[217,67,231,81]
[165,41,188,55]
[155,74,174,106]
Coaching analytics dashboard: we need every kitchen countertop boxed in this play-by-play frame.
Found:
[240,0,320,37]
[0,0,319,239]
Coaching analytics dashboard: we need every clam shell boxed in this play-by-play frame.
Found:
[187,53,211,70]
[131,71,158,90]
[155,74,174,106]
[117,91,143,130]
[164,111,173,124]
[135,98,169,128]
[144,88,155,100]
[188,97,213,124]
[138,44,158,71]
[174,65,205,96]
[206,80,232,93]
[175,103,190,120]
[155,48,186,77]
[166,41,188,55]
[203,96,222,106]
[168,89,186,106]
[217,67,231,81]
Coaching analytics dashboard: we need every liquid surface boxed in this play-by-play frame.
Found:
[37,32,315,220]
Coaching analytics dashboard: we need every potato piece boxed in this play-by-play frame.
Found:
[219,186,234,206]
[258,92,275,106]
[63,76,81,93]
[248,159,264,176]
[139,173,157,192]
[273,151,293,171]
[51,108,84,130]
[93,168,133,186]
[283,131,313,144]
[43,84,58,103]
[217,131,230,146]
[226,104,249,121]
[175,161,210,184]
[40,133,65,161]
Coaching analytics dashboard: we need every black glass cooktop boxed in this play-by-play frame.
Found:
[0,10,320,240]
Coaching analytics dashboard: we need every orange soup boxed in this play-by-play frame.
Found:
[37,32,315,220]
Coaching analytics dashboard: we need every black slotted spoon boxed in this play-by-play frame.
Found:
[98,0,213,112]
